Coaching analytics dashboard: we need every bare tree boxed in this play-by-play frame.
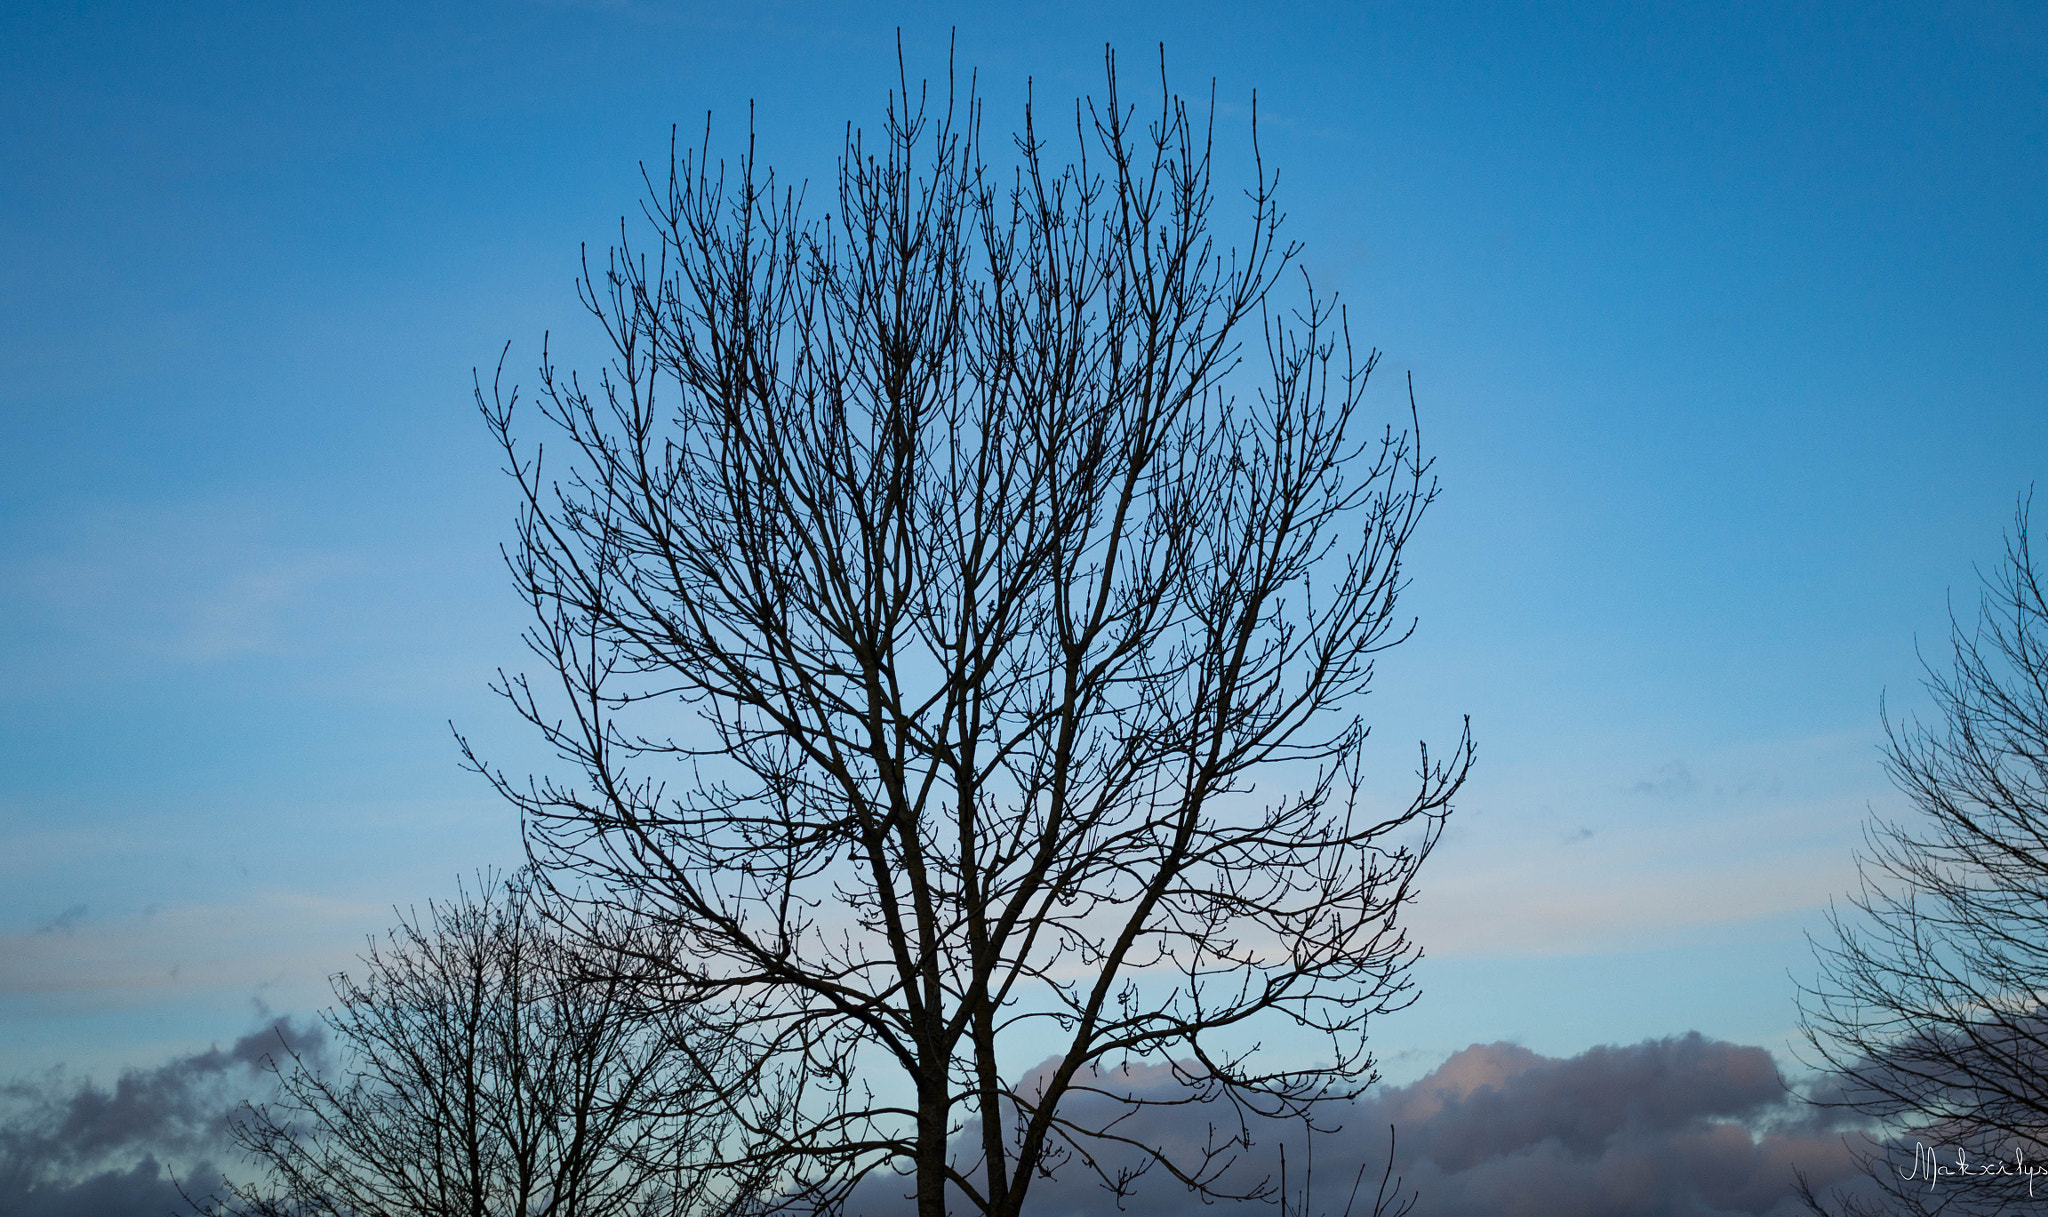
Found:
[196,874,746,1217]
[469,51,1468,1217]
[1800,505,2048,1217]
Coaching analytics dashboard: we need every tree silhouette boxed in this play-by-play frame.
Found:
[471,51,1468,1217]
[198,874,746,1217]
[1801,505,2048,1217]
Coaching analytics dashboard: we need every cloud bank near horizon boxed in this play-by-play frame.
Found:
[853,1034,1873,1217]
[8,1023,1879,1217]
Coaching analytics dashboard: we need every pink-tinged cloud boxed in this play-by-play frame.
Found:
[853,1034,1873,1217]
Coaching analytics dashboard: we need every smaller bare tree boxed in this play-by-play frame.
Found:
[1799,504,2048,1217]
[193,873,751,1217]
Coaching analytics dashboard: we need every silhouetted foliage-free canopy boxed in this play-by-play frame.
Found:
[1801,507,2048,1216]
[198,874,744,1217]
[470,53,1468,1217]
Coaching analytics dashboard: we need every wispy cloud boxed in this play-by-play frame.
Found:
[31,905,86,937]
[3,499,361,673]
[1407,732,1881,957]
[0,892,378,1007]
[1632,760,1700,798]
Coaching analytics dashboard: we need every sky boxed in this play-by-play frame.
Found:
[2,0,2044,1209]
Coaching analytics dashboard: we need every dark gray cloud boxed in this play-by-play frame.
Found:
[1365,1036,1864,1217]
[0,1016,321,1217]
[855,1034,1878,1217]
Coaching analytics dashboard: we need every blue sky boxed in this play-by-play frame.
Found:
[2,0,2043,1097]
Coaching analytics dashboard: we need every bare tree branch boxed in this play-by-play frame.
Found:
[1800,498,2048,1216]
[191,873,751,1217]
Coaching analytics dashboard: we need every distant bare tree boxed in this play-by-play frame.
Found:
[470,51,1468,1217]
[196,874,747,1217]
[1800,506,2048,1217]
